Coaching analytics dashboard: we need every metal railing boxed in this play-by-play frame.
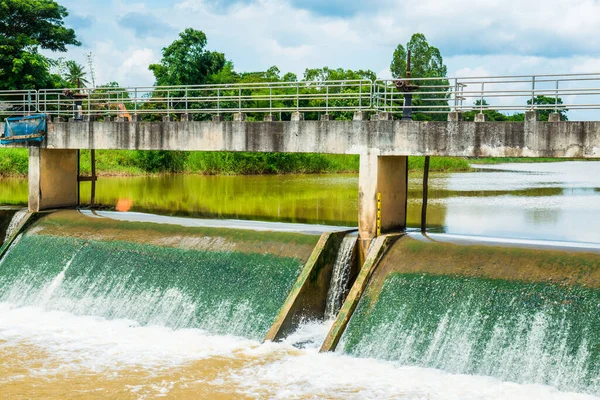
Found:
[34,80,372,119]
[2,73,600,119]
[376,73,600,115]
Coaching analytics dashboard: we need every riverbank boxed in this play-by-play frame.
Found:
[0,149,471,177]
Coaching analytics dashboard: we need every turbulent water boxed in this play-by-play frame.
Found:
[340,273,600,396]
[0,226,305,340]
[324,234,357,320]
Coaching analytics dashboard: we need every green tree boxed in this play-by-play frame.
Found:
[527,95,569,121]
[149,28,226,86]
[463,100,508,121]
[0,0,80,90]
[390,33,447,79]
[390,33,449,120]
[64,60,89,88]
[302,67,376,120]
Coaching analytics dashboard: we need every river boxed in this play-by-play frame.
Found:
[1,161,599,399]
[2,161,600,243]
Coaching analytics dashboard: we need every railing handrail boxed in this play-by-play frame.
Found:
[2,72,600,119]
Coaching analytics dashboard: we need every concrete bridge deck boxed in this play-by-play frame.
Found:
[3,117,600,158]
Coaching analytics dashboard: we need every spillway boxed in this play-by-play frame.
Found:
[338,233,600,396]
[0,210,322,340]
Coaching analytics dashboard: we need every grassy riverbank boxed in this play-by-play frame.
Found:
[0,149,471,177]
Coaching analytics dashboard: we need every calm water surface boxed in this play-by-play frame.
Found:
[2,161,600,243]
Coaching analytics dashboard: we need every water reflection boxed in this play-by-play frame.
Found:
[1,161,600,242]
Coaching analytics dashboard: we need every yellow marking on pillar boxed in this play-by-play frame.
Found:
[377,192,382,236]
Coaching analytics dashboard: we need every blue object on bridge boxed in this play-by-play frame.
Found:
[1,114,47,144]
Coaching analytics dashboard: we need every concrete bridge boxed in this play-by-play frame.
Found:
[2,73,600,251]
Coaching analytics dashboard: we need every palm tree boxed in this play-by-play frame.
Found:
[64,61,90,88]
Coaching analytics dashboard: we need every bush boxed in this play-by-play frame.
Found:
[134,151,189,173]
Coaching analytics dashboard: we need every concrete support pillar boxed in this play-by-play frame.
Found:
[233,113,246,122]
[448,112,463,122]
[291,112,304,121]
[377,112,392,121]
[353,111,365,121]
[525,111,539,122]
[53,116,66,123]
[370,114,380,121]
[549,112,561,122]
[130,114,139,122]
[358,153,408,255]
[264,114,274,122]
[475,113,489,122]
[212,115,223,123]
[320,114,331,121]
[162,115,172,122]
[180,113,190,122]
[28,148,78,212]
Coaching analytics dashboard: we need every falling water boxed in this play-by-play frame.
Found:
[324,233,357,320]
[4,209,28,242]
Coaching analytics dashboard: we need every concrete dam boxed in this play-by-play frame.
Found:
[2,206,600,397]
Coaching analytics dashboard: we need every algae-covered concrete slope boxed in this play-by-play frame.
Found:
[339,234,600,396]
[0,210,324,340]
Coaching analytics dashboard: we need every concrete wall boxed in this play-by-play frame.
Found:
[28,148,78,212]
[265,230,354,341]
[3,120,600,158]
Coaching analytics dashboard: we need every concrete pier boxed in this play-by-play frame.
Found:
[358,154,408,253]
[28,148,78,212]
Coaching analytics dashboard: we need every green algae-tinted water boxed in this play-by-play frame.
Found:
[340,272,600,395]
[0,212,318,340]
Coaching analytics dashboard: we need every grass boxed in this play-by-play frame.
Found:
[0,149,472,177]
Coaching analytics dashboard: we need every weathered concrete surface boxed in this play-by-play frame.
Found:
[28,148,78,212]
[3,120,600,157]
[265,230,354,342]
[358,154,407,255]
[320,233,402,352]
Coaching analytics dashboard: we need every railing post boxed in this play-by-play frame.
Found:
[217,88,220,115]
[555,80,559,113]
[326,85,329,115]
[359,81,362,111]
[480,82,484,113]
[386,81,389,113]
[531,75,536,109]
[453,79,459,113]
[185,87,188,112]
[269,86,273,116]
[134,88,138,116]
[296,84,299,111]
[239,87,242,112]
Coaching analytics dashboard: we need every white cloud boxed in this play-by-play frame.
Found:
[53,0,600,90]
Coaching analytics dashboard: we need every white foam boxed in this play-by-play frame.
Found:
[0,305,595,399]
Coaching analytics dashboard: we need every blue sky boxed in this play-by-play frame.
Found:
[55,0,600,87]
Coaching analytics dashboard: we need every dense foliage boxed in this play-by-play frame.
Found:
[0,0,79,90]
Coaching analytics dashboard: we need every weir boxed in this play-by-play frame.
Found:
[0,210,333,340]
[2,207,600,395]
[334,233,600,395]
